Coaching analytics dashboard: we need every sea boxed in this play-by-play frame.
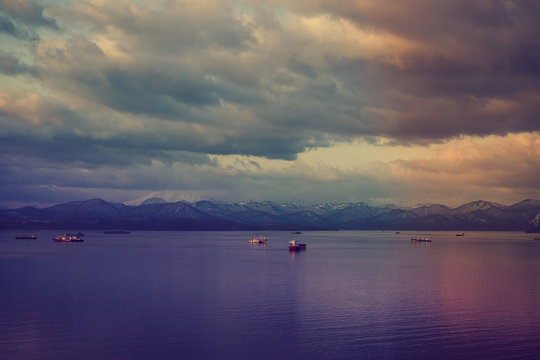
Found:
[1,230,539,360]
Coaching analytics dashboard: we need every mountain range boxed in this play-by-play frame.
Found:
[2,198,540,232]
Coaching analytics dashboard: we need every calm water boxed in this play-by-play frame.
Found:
[1,230,540,360]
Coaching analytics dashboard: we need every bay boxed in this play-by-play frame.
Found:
[1,230,539,359]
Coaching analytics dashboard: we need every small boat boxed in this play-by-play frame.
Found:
[534,238,540,241]
[411,236,431,243]
[456,232,465,236]
[291,231,302,235]
[395,231,400,234]
[289,239,307,251]
[249,235,267,244]
[103,230,130,234]
[15,234,37,240]
[53,234,84,242]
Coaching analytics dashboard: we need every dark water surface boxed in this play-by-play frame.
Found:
[1,230,540,359]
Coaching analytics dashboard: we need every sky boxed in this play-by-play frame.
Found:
[1,0,540,208]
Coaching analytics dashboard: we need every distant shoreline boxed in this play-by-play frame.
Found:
[1,198,539,233]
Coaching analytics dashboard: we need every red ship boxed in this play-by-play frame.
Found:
[289,240,307,251]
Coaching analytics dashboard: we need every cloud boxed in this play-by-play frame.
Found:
[283,0,540,139]
[73,2,540,143]
[372,132,540,204]
[389,133,540,188]
[1,0,540,207]
[0,50,37,75]
[0,12,37,40]
[0,0,58,29]
[0,0,58,42]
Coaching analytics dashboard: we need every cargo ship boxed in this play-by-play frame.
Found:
[53,234,84,242]
[289,240,307,251]
[411,236,431,243]
[103,230,130,234]
[249,235,267,244]
[15,234,37,240]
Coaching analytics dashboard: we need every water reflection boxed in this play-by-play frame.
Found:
[409,241,431,247]
[1,230,540,360]
[288,248,307,261]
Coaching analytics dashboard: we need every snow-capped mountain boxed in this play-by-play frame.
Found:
[527,212,540,233]
[2,199,540,231]
[451,200,504,214]
[140,197,168,205]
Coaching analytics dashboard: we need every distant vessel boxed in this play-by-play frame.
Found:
[103,230,130,234]
[53,234,84,242]
[15,234,37,240]
[249,235,267,244]
[289,239,307,251]
[395,231,400,234]
[456,232,465,236]
[411,236,431,243]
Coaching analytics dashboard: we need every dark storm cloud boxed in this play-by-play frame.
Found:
[0,0,58,29]
[287,0,519,40]
[0,50,36,75]
[72,66,260,116]
[0,123,218,169]
[20,0,537,162]
[0,12,37,40]
[35,33,262,120]
[7,1,540,146]
[287,55,318,79]
[0,0,58,42]
[283,0,540,141]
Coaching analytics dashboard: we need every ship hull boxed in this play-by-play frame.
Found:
[289,244,307,251]
[53,236,84,242]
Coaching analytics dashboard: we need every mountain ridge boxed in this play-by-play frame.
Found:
[1,198,540,231]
